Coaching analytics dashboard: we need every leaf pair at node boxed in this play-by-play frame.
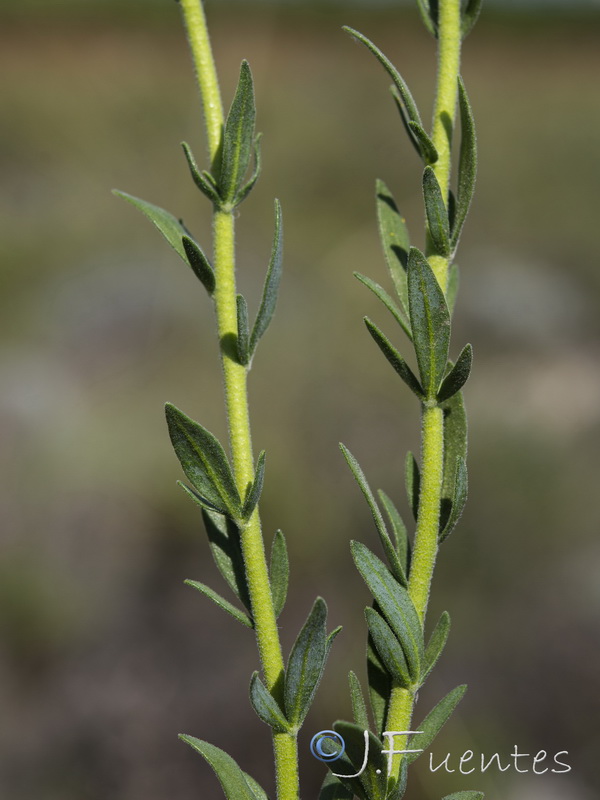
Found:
[250,597,341,734]
[416,0,483,41]
[183,60,261,211]
[366,248,472,405]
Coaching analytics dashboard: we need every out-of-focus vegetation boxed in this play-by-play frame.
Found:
[1,3,599,800]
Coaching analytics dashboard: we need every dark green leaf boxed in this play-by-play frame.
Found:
[437,343,472,403]
[442,793,484,800]
[365,607,414,686]
[182,235,215,294]
[367,638,389,736]
[405,451,420,522]
[243,774,269,800]
[185,580,252,627]
[343,28,423,127]
[440,392,468,533]
[416,0,437,36]
[178,481,228,516]
[250,199,283,356]
[354,272,411,340]
[440,457,468,542]
[332,721,387,800]
[220,60,256,205]
[249,672,291,734]
[242,450,265,520]
[340,444,407,586]
[423,166,450,258]
[451,78,477,251]
[319,773,354,800]
[421,611,450,685]
[378,490,410,575]
[364,318,424,401]
[269,529,289,618]
[235,133,262,206]
[284,597,328,725]
[348,670,370,730]
[407,247,450,400]
[408,120,439,164]
[181,142,221,204]
[406,685,467,764]
[165,403,241,519]
[179,736,262,800]
[447,263,460,316]
[376,180,410,316]
[201,509,251,611]
[235,294,250,367]
[461,0,484,39]
[114,190,189,261]
[351,542,423,679]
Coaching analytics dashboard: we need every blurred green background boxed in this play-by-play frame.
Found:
[1,1,599,799]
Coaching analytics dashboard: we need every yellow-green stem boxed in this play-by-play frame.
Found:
[179,3,298,799]
[427,0,462,293]
[384,1,462,781]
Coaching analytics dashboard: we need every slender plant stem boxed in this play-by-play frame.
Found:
[426,0,462,293]
[383,1,462,783]
[178,3,299,798]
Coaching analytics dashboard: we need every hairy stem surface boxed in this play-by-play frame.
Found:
[179,3,298,798]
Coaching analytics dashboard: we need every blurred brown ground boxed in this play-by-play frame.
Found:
[0,2,599,799]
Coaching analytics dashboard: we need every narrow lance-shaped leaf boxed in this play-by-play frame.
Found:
[201,509,251,612]
[242,450,266,521]
[440,457,468,542]
[378,489,410,575]
[437,343,473,403]
[319,772,354,800]
[340,444,407,586]
[421,610,450,685]
[416,0,437,37]
[249,672,291,734]
[440,390,468,532]
[405,684,467,764]
[391,92,438,165]
[365,318,424,401]
[365,607,414,686]
[236,294,250,367]
[407,247,450,400]
[179,737,263,800]
[269,529,289,618]
[165,403,242,519]
[235,132,262,206]
[348,670,370,730]
[284,597,329,725]
[114,190,189,262]
[367,638,390,736]
[343,27,424,128]
[182,235,215,294]
[461,0,484,39]
[451,77,477,251]
[181,141,221,204]
[376,179,410,317]
[351,542,423,679]
[220,60,256,205]
[185,580,253,628]
[354,272,411,341]
[423,166,451,258]
[447,262,460,317]
[405,451,420,522]
[250,199,283,355]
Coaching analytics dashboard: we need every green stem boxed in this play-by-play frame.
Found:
[179,3,298,799]
[384,1,462,782]
[426,0,462,293]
